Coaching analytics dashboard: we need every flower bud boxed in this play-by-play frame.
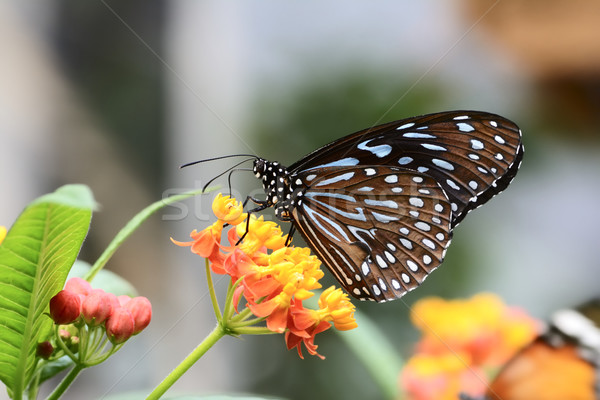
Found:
[106,307,135,344]
[49,290,82,324]
[117,295,132,307]
[36,341,54,359]
[68,335,80,353]
[123,296,152,334]
[64,277,92,297]
[58,329,71,340]
[81,289,114,326]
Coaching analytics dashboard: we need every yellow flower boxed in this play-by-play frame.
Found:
[212,193,246,225]
[236,215,288,254]
[0,226,6,245]
[313,286,357,331]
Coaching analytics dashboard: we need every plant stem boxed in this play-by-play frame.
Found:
[45,364,84,400]
[146,324,226,400]
[205,259,221,322]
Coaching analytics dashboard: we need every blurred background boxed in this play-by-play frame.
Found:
[1,1,599,399]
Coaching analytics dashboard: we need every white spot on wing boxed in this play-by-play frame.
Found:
[457,122,475,132]
[432,158,455,171]
[365,199,398,209]
[358,139,392,158]
[406,260,418,272]
[400,238,413,249]
[409,197,424,208]
[422,238,436,249]
[307,157,359,171]
[371,211,399,223]
[398,156,413,165]
[446,179,460,190]
[415,221,431,231]
[397,122,415,130]
[470,139,484,150]
[422,143,447,151]
[403,132,436,139]
[315,172,355,187]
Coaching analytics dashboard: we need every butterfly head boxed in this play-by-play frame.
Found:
[252,158,299,220]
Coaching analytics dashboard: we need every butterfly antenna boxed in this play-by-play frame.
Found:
[201,158,256,192]
[180,154,257,169]
[227,168,252,196]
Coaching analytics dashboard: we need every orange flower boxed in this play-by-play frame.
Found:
[171,225,222,258]
[172,193,358,358]
[0,226,6,245]
[285,299,331,360]
[401,293,539,400]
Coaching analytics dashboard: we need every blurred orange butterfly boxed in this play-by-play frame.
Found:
[462,300,600,400]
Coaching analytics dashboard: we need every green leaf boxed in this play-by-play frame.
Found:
[0,185,94,398]
[37,356,74,385]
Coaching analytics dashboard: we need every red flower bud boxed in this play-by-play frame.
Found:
[81,289,114,326]
[106,307,135,344]
[123,296,152,334]
[64,277,92,296]
[49,290,82,324]
[36,341,54,359]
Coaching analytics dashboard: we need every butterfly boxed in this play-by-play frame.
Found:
[461,300,600,400]
[198,110,524,302]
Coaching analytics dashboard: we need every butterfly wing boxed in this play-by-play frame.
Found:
[290,166,453,302]
[289,111,523,227]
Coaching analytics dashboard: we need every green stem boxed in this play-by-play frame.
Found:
[232,326,276,335]
[228,316,265,329]
[221,277,243,323]
[205,258,222,322]
[85,187,215,281]
[229,306,254,323]
[44,364,84,400]
[146,324,226,400]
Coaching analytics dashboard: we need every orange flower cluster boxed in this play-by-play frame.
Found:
[401,293,539,400]
[173,193,357,358]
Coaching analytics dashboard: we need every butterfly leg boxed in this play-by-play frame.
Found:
[284,224,296,246]
[236,196,272,245]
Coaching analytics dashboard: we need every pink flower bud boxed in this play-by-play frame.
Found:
[37,341,54,359]
[81,289,114,326]
[58,329,71,340]
[49,290,82,324]
[64,277,92,296]
[106,307,135,344]
[117,295,132,307]
[123,296,152,334]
